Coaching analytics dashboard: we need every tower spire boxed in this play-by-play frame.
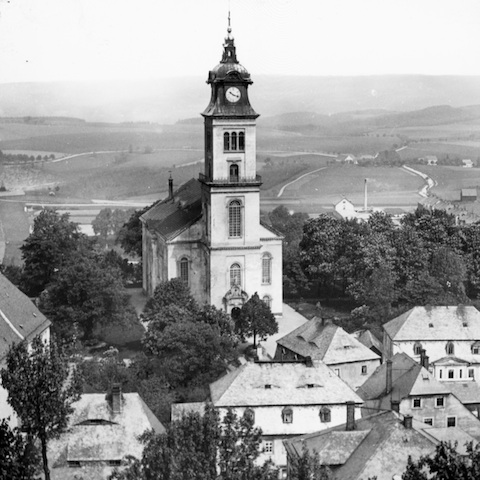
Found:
[227,10,232,38]
[222,10,237,63]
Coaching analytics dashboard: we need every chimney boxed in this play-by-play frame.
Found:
[168,173,174,200]
[420,349,429,370]
[111,383,122,414]
[346,401,356,431]
[403,415,413,429]
[391,400,400,413]
[386,359,393,395]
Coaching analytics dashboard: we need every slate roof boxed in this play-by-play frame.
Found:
[276,318,380,364]
[0,273,50,361]
[383,306,480,341]
[352,329,384,356]
[357,352,450,407]
[284,410,437,480]
[48,392,165,479]
[140,178,202,240]
[420,427,477,455]
[210,361,362,407]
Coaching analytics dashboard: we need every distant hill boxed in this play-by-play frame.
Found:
[1,75,480,124]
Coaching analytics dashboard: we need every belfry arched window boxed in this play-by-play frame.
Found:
[238,132,245,151]
[228,200,242,237]
[262,253,272,284]
[230,263,242,287]
[224,132,230,151]
[229,163,239,182]
[231,132,237,150]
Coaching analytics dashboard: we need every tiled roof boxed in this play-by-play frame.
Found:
[383,306,480,341]
[0,273,50,361]
[276,318,379,364]
[48,392,165,479]
[357,352,450,405]
[284,410,437,480]
[140,178,202,240]
[210,361,362,407]
[443,381,480,405]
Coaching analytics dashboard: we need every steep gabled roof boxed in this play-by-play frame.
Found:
[357,352,450,404]
[443,381,480,405]
[0,273,51,361]
[276,318,379,364]
[284,410,437,480]
[210,361,362,407]
[140,178,202,240]
[383,306,480,341]
[353,329,384,356]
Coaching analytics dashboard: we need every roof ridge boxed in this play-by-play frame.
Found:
[0,307,25,340]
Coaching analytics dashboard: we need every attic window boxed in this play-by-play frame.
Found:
[264,384,272,389]
[109,460,122,467]
[68,461,81,468]
[343,345,351,349]
[429,323,434,328]
[463,322,468,327]
[307,384,315,389]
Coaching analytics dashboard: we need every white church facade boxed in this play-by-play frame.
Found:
[141,25,283,317]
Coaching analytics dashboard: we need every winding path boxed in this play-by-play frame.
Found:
[277,167,327,198]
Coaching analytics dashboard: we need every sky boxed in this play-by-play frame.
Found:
[0,0,479,83]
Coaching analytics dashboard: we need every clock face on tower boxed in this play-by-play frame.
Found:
[225,86,241,103]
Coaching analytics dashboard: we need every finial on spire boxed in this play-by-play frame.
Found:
[227,10,232,38]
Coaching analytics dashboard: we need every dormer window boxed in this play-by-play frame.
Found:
[413,342,423,355]
[319,407,331,423]
[282,407,293,423]
[264,384,272,389]
[446,341,455,355]
[244,408,255,423]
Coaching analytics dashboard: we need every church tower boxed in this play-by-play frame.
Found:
[200,18,282,317]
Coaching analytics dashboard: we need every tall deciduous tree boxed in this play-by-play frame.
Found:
[92,208,113,246]
[235,292,278,346]
[116,204,152,257]
[21,209,85,296]
[289,443,332,480]
[0,337,82,480]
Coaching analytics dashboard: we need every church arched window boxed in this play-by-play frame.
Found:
[229,163,239,182]
[228,200,242,237]
[262,253,272,284]
[224,132,230,151]
[178,257,189,284]
[230,263,242,287]
[238,132,245,151]
[231,132,237,150]
[263,295,272,309]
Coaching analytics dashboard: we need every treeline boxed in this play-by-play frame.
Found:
[270,205,480,326]
[0,150,55,163]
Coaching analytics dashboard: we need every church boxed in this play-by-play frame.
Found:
[141,22,283,318]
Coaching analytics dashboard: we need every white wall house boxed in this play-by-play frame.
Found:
[209,360,363,476]
[0,273,51,427]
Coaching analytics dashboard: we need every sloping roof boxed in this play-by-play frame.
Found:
[276,318,379,364]
[48,392,165,478]
[284,410,437,480]
[357,352,450,405]
[432,356,471,366]
[353,329,384,356]
[210,361,362,407]
[443,381,480,405]
[140,178,202,240]
[383,306,480,341]
[420,427,477,455]
[0,273,51,361]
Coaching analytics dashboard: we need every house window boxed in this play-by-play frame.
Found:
[469,369,475,378]
[262,253,272,284]
[231,132,237,150]
[448,369,454,379]
[262,295,272,309]
[361,365,367,375]
[413,342,423,355]
[229,163,239,182]
[238,132,245,151]
[447,417,456,427]
[459,369,463,379]
[224,132,230,151]
[263,441,273,454]
[424,418,433,426]
[319,407,331,423]
[473,344,480,354]
[230,263,242,287]
[412,398,422,409]
[446,341,455,355]
[439,369,443,379]
[244,408,255,423]
[228,200,242,237]
[179,257,189,284]
[436,397,445,408]
[282,407,293,424]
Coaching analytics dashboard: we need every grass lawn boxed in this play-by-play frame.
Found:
[0,199,30,265]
